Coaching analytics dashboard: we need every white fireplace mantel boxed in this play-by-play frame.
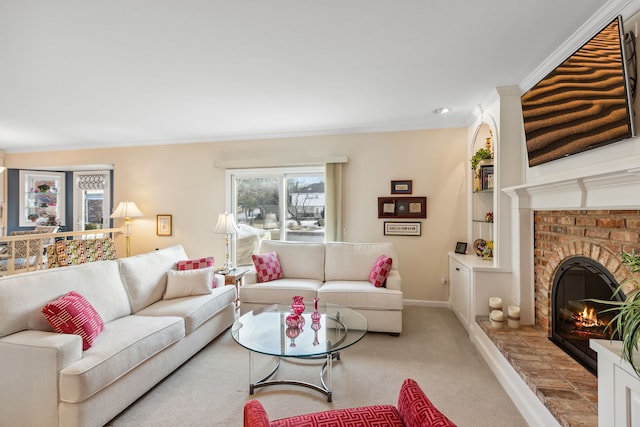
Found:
[504,165,640,211]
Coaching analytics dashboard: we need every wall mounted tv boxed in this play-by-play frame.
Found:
[521,15,636,167]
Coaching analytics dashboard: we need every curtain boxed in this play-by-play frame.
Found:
[324,163,344,242]
[77,174,106,190]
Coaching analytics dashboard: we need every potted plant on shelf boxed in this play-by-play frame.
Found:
[595,251,640,375]
[28,213,39,222]
[37,184,50,193]
[470,148,493,191]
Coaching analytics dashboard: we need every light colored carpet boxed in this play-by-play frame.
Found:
[106,306,528,427]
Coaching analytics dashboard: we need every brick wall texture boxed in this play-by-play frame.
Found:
[534,210,640,335]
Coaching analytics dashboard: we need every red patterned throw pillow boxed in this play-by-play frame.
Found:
[41,291,105,350]
[369,255,393,287]
[252,252,283,283]
[177,256,216,287]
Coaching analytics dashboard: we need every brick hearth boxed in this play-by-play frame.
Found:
[534,210,640,334]
[478,318,598,427]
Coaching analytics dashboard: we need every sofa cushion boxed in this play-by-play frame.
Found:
[260,241,325,281]
[59,314,184,403]
[369,255,393,287]
[318,281,404,310]
[163,268,213,299]
[0,261,130,338]
[118,245,189,313]
[41,291,105,350]
[252,252,284,283]
[239,278,322,305]
[137,285,236,334]
[325,242,397,281]
[271,405,404,427]
[397,378,457,427]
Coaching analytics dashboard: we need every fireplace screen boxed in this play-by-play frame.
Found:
[551,256,623,373]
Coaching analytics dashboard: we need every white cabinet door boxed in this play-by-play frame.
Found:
[449,258,471,332]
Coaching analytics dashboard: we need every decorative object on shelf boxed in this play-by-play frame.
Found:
[590,251,640,375]
[156,214,172,236]
[37,184,50,193]
[482,240,494,260]
[489,297,502,313]
[285,313,300,328]
[383,221,421,236]
[481,165,494,190]
[36,214,61,226]
[454,242,467,254]
[490,310,505,329]
[471,135,493,192]
[470,147,493,171]
[312,321,321,346]
[485,212,494,223]
[110,201,144,257]
[291,296,305,315]
[390,180,413,194]
[214,212,240,273]
[473,238,486,257]
[378,196,427,218]
[508,305,521,329]
[286,325,300,347]
[28,213,38,222]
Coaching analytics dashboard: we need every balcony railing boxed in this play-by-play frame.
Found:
[0,227,123,276]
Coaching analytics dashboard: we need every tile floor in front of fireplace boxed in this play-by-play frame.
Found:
[477,317,598,427]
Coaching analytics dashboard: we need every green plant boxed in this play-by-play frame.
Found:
[37,184,50,192]
[470,148,492,170]
[594,251,640,375]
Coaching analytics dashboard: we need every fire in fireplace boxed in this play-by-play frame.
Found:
[551,256,624,373]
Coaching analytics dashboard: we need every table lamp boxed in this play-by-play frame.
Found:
[214,212,240,273]
[110,201,143,257]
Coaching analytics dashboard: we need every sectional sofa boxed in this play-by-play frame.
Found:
[239,240,403,334]
[0,245,236,427]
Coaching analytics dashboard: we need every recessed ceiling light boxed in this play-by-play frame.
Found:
[433,107,452,115]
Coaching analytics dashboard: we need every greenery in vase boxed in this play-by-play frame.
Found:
[595,251,640,375]
[470,148,492,171]
[37,184,50,192]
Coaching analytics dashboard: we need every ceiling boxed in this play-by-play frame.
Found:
[0,0,610,153]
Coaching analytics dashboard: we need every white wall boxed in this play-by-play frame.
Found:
[5,127,468,303]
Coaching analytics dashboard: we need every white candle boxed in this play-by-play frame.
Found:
[490,310,504,329]
[508,305,520,329]
[489,297,502,313]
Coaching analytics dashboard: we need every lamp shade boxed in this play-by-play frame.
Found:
[214,212,240,234]
[110,201,143,219]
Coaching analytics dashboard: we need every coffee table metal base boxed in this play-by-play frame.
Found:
[249,351,340,402]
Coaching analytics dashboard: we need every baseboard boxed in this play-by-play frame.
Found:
[402,299,450,308]
[470,323,561,427]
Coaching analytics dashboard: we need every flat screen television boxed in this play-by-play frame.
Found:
[521,15,635,167]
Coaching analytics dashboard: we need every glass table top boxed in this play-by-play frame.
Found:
[231,302,368,358]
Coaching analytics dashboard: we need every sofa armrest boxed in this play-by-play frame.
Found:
[243,267,258,285]
[397,378,457,427]
[244,399,271,427]
[386,269,401,291]
[0,330,82,427]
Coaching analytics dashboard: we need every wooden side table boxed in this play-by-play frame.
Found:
[217,267,248,308]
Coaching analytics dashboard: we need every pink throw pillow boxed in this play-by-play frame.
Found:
[41,291,105,350]
[369,255,393,287]
[177,256,217,287]
[252,252,283,283]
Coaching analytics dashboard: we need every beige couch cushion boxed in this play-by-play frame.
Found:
[0,260,130,337]
[59,314,184,403]
[260,241,325,281]
[118,245,189,313]
[318,281,404,310]
[239,278,323,305]
[324,242,397,282]
[136,285,236,334]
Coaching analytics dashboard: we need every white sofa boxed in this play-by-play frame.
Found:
[239,241,403,334]
[0,245,236,427]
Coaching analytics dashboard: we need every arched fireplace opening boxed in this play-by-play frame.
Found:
[551,256,624,374]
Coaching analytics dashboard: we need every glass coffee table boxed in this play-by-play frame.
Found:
[231,302,367,402]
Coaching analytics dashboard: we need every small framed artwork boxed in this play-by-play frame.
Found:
[384,221,421,236]
[156,214,172,236]
[378,196,427,218]
[455,242,468,254]
[481,165,494,190]
[391,180,413,194]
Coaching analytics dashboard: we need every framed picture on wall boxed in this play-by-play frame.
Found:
[378,197,426,218]
[156,214,172,236]
[391,180,413,194]
[384,221,421,236]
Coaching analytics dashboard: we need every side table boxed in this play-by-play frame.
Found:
[217,267,248,308]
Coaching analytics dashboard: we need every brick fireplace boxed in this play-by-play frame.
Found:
[533,210,640,336]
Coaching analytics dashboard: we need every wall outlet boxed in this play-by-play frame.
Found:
[440,276,447,285]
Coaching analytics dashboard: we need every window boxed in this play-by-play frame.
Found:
[73,171,111,231]
[229,167,325,265]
